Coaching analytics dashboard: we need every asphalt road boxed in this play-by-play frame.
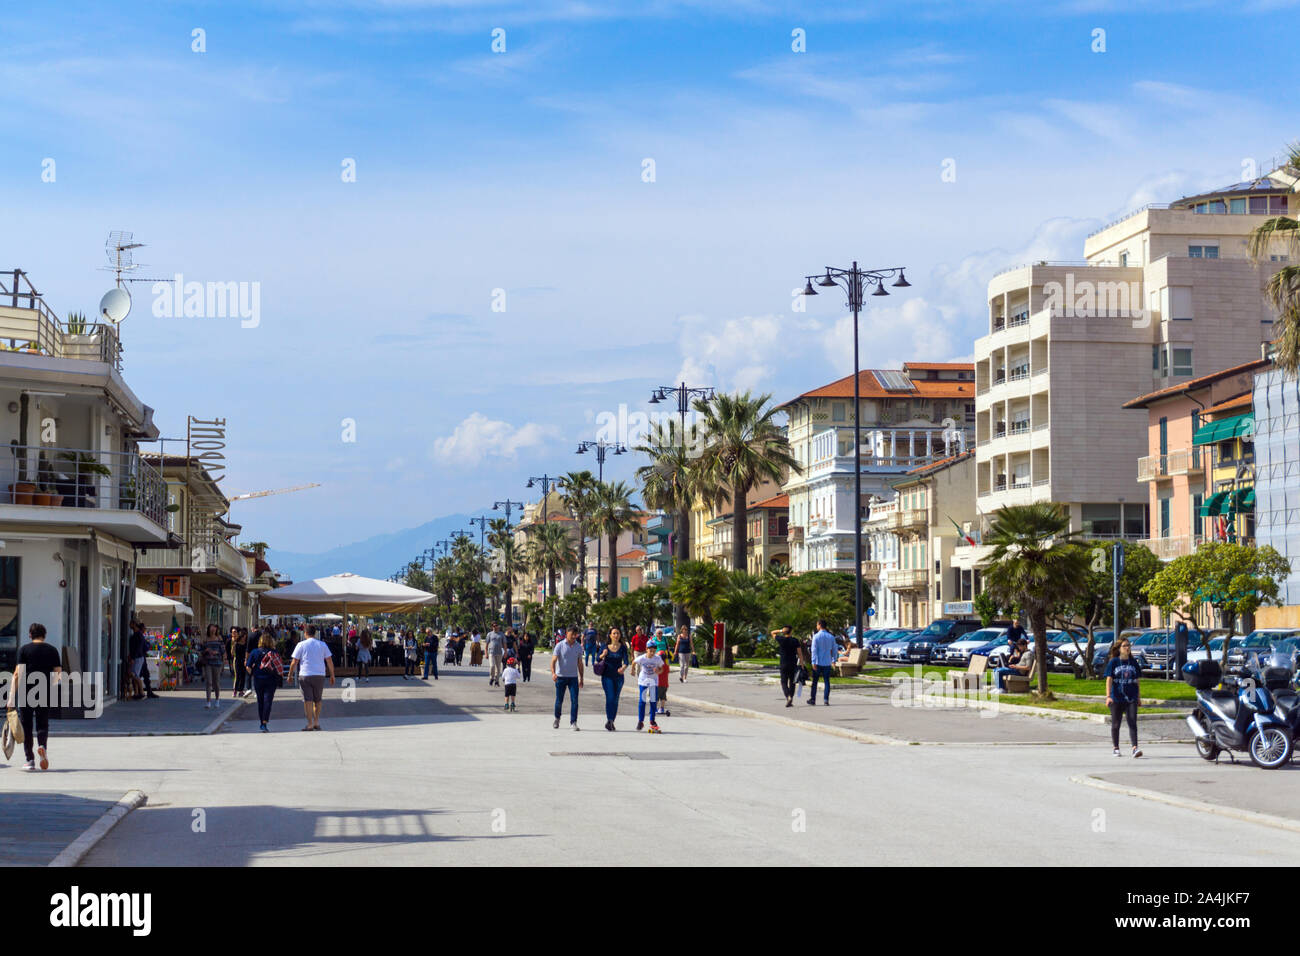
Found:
[3,659,1298,866]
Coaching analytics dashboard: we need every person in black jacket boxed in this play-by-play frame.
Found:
[516,633,534,682]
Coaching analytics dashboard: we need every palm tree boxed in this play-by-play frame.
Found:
[559,469,599,589]
[982,503,1089,695]
[590,479,642,601]
[668,559,729,664]
[1248,142,1300,375]
[695,391,801,574]
[636,420,707,633]
[494,537,522,628]
[526,521,575,600]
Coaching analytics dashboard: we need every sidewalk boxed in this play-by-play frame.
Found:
[54,690,247,736]
[667,668,1191,745]
[0,790,141,866]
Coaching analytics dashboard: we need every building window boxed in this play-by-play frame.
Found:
[0,557,19,644]
[1082,503,1121,537]
[1119,252,1128,266]
[620,576,629,593]
[1230,198,1247,214]
[1172,348,1193,376]
[1188,245,1219,259]
[1160,497,1171,537]
[832,403,846,422]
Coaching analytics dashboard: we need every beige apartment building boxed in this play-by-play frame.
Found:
[863,451,977,628]
[974,169,1295,540]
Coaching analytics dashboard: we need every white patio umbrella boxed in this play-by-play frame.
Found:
[134,588,193,626]
[259,573,435,639]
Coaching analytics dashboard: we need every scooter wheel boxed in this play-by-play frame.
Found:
[1195,737,1219,761]
[1249,727,1292,769]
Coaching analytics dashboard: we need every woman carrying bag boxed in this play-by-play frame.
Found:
[246,629,285,732]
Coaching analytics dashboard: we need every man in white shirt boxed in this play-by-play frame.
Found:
[289,624,336,731]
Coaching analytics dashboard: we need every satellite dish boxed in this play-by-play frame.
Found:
[99,288,131,324]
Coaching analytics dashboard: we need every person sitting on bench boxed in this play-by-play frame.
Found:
[994,639,1033,690]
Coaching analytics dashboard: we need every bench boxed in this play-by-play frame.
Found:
[833,648,868,677]
[1002,674,1031,694]
[949,654,988,691]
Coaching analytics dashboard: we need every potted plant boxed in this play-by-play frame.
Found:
[57,451,111,507]
[64,311,98,357]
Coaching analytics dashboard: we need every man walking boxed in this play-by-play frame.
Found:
[422,629,440,680]
[7,623,61,771]
[551,625,584,730]
[487,624,506,686]
[288,624,336,731]
[772,625,806,708]
[808,620,838,706]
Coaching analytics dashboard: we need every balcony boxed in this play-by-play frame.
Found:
[1137,448,1203,482]
[0,445,168,543]
[788,525,804,544]
[1141,534,1203,561]
[138,530,250,583]
[861,560,883,583]
[0,270,123,370]
[886,568,929,591]
[644,514,673,536]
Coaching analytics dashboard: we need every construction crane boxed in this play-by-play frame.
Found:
[229,483,321,503]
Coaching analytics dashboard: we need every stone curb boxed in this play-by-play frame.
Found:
[1069,773,1300,835]
[48,789,148,867]
[59,698,249,737]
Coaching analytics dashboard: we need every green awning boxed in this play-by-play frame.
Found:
[1234,487,1255,510]
[1192,413,1253,446]
[1200,490,1229,517]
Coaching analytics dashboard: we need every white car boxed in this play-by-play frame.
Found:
[983,630,1070,668]
[939,627,1007,665]
[1187,636,1241,666]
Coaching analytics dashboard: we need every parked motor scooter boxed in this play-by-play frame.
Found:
[1182,657,1293,769]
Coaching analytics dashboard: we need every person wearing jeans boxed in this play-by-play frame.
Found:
[552,626,585,730]
[246,630,284,732]
[599,630,629,731]
[808,620,838,706]
[422,631,439,680]
[9,623,61,771]
[1104,638,1142,757]
[675,629,693,682]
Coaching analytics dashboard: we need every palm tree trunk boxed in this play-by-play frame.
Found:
[548,563,557,599]
[577,523,588,593]
[607,533,618,601]
[731,486,748,574]
[674,506,690,633]
[1032,608,1049,695]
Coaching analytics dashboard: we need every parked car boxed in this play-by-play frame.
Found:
[939,627,1009,666]
[879,630,934,662]
[866,629,915,661]
[1089,628,1150,674]
[1227,629,1300,671]
[983,629,1069,668]
[895,618,987,664]
[1057,629,1114,670]
[1187,636,1242,666]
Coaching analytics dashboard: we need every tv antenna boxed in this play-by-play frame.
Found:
[101,231,173,289]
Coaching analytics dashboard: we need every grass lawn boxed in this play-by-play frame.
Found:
[996,695,1179,716]
[856,665,1197,701]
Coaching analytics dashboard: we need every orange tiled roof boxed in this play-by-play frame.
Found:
[619,549,646,560]
[782,369,974,406]
[1203,392,1253,416]
[1122,359,1270,409]
[751,493,790,510]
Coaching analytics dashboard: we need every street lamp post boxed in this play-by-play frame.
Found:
[527,474,559,597]
[800,262,910,644]
[577,439,626,599]
[492,499,523,626]
[648,381,715,638]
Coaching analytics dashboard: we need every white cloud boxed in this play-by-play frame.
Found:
[430,413,560,466]
[672,312,820,395]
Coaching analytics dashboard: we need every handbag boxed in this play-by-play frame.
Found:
[7,707,24,745]
[1,721,12,761]
[593,659,606,676]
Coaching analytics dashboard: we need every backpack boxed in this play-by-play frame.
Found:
[258,650,285,688]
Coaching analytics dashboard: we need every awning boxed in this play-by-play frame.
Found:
[1199,491,1229,517]
[1234,486,1256,510]
[1192,413,1253,446]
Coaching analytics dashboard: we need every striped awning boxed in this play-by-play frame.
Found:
[1192,413,1253,446]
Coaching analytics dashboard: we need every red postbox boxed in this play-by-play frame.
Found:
[713,621,725,651]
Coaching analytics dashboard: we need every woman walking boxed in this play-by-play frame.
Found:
[229,626,246,698]
[517,632,534,682]
[200,624,227,709]
[598,627,629,731]
[675,628,693,682]
[1104,637,1143,758]
[7,623,60,771]
[357,629,373,683]
[403,631,418,679]
[246,629,284,732]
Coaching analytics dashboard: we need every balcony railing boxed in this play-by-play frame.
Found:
[139,530,249,581]
[887,568,929,591]
[1141,534,1203,560]
[1137,448,1202,481]
[2,444,167,527]
[861,561,883,583]
[0,270,123,370]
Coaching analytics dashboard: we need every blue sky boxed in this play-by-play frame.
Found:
[2,0,1297,554]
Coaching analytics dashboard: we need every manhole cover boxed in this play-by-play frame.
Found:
[626,751,727,761]
[549,752,626,757]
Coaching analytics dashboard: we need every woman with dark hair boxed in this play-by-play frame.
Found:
[356,629,373,683]
[200,624,227,709]
[230,626,247,698]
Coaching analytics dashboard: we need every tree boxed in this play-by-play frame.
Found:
[590,479,641,601]
[973,590,1008,627]
[559,470,599,591]
[668,559,729,664]
[715,571,769,661]
[982,503,1089,696]
[526,521,575,601]
[695,391,801,574]
[636,420,707,637]
[1145,542,1291,647]
[493,537,522,628]
[1055,541,1161,678]
[765,571,856,639]
[1247,140,1300,374]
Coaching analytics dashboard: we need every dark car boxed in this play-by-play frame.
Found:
[866,628,916,660]
[1227,630,1300,670]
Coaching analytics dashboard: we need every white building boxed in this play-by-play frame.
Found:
[0,269,169,701]
[1253,362,1300,627]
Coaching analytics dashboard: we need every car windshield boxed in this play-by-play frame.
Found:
[1131,632,1165,646]
[1242,632,1278,646]
[963,629,1003,643]
[918,620,955,638]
